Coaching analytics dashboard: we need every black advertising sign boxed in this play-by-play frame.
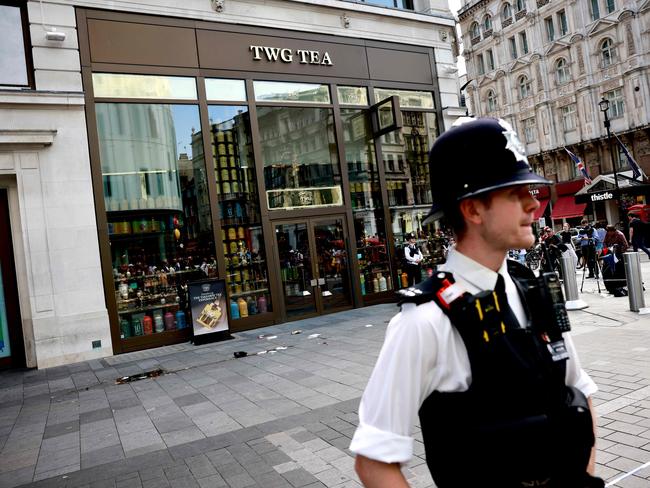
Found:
[188,279,230,344]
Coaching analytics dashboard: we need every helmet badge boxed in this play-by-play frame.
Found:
[498,119,529,165]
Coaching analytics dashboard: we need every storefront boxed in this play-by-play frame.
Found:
[78,9,444,353]
[574,171,650,225]
[550,179,588,227]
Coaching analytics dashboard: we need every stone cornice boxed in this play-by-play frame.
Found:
[0,130,58,147]
[0,90,85,107]
[458,0,490,21]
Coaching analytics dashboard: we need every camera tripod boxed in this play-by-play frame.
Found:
[579,247,603,293]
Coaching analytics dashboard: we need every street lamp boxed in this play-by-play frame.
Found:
[598,97,626,232]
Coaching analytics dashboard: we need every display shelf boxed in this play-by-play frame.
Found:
[117,301,181,315]
[230,288,269,298]
[225,259,266,266]
[114,268,201,282]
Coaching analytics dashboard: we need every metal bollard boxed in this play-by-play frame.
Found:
[561,253,588,310]
[623,252,649,313]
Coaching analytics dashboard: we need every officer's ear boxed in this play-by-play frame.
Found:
[458,198,484,226]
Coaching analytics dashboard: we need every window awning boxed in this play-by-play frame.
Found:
[551,196,587,220]
[533,199,550,220]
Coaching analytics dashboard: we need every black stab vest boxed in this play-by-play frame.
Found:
[397,261,594,487]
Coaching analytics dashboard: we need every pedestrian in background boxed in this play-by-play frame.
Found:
[628,213,650,258]
[351,118,601,488]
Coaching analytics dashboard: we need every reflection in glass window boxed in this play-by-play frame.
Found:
[601,38,617,67]
[205,79,247,102]
[380,112,439,284]
[0,4,29,86]
[556,58,571,84]
[96,104,215,340]
[470,22,480,40]
[92,73,197,99]
[524,117,536,142]
[487,90,498,112]
[374,89,434,109]
[341,109,393,295]
[257,107,342,209]
[502,3,512,22]
[518,75,531,99]
[604,88,624,118]
[337,86,369,106]
[561,104,577,131]
[207,106,271,317]
[254,81,330,103]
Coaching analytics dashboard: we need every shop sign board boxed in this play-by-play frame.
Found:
[590,191,615,201]
[188,279,230,343]
[250,45,333,66]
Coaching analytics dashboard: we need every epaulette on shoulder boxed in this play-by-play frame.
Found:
[506,259,535,281]
[396,271,458,307]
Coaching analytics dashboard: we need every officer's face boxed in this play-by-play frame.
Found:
[476,185,539,250]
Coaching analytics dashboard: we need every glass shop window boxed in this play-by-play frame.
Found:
[341,109,393,295]
[208,105,272,317]
[96,103,215,340]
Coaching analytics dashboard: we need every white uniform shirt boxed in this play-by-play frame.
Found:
[404,244,423,265]
[350,248,598,464]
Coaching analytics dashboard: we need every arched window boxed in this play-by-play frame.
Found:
[601,38,617,67]
[483,14,492,31]
[518,75,531,99]
[502,3,512,21]
[556,58,571,84]
[487,90,498,112]
[470,22,481,40]
[515,0,526,12]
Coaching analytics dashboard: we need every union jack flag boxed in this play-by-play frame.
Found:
[614,133,647,181]
[564,147,592,185]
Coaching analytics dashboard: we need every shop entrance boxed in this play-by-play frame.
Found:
[273,216,353,320]
[0,190,25,368]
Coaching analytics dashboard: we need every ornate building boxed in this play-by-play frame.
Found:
[458,0,650,225]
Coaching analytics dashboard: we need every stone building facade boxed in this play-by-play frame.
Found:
[458,0,650,225]
[0,0,461,368]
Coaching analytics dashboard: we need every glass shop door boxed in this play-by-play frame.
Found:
[273,216,353,320]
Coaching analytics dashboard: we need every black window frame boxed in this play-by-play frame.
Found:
[0,0,34,89]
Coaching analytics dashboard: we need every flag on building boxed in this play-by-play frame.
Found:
[564,147,592,185]
[614,133,647,181]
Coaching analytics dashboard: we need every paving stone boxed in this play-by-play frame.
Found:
[81,444,125,469]
[196,473,227,488]
[169,476,200,488]
[80,408,114,425]
[222,472,256,488]
[173,393,209,408]
[43,419,80,439]
[185,454,217,478]
[281,468,319,487]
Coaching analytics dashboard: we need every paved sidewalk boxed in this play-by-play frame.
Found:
[0,259,650,488]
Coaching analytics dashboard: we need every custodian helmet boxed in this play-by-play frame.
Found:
[424,117,552,222]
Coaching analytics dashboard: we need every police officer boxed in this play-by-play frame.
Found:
[350,118,602,488]
[404,232,423,285]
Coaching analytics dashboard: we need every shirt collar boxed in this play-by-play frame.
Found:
[443,247,508,293]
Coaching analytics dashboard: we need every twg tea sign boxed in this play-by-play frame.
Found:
[250,45,333,66]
